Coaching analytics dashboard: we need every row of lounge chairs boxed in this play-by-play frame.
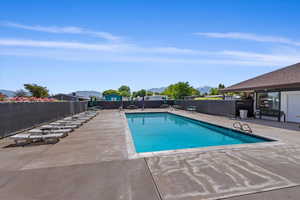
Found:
[10,111,98,146]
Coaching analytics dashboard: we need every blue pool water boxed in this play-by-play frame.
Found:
[126,112,271,153]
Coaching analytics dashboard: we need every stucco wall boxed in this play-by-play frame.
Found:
[174,100,238,117]
[281,91,300,122]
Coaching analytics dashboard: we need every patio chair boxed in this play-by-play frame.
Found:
[89,106,102,110]
[27,129,43,135]
[63,117,87,122]
[127,105,138,109]
[40,124,77,130]
[160,104,169,108]
[28,128,72,137]
[84,111,97,115]
[55,119,85,125]
[77,113,97,119]
[70,117,89,122]
[67,114,93,119]
[186,106,197,112]
[173,105,183,110]
[10,133,64,145]
[30,133,64,143]
[10,133,31,145]
[49,121,82,127]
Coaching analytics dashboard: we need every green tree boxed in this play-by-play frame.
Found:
[118,85,131,97]
[133,89,146,97]
[209,88,219,95]
[102,89,120,96]
[118,85,130,93]
[209,83,225,95]
[24,84,49,98]
[120,90,130,97]
[15,89,27,97]
[218,83,225,89]
[132,91,137,98]
[191,88,200,96]
[163,82,198,99]
[146,91,153,96]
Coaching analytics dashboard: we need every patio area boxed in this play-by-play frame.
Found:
[1,109,300,200]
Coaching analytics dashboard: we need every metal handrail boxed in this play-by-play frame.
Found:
[242,123,253,133]
[233,122,252,134]
[233,122,243,130]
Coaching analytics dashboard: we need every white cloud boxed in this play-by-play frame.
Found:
[221,50,300,66]
[1,22,121,41]
[147,47,204,55]
[194,32,300,46]
[1,38,299,67]
[0,47,277,66]
[2,22,299,66]
[0,38,129,51]
[0,38,208,55]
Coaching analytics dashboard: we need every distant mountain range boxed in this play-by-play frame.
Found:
[0,89,16,97]
[196,86,213,94]
[148,87,166,93]
[148,86,213,94]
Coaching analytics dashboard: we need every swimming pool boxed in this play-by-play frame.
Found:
[126,112,272,153]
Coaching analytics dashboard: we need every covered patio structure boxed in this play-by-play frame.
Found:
[222,63,300,123]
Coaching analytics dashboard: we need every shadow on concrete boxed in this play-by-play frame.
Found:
[3,140,59,149]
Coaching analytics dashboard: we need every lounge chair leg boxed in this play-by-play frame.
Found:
[44,138,60,144]
[54,138,60,143]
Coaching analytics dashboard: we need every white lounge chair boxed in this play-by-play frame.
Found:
[28,128,72,137]
[27,129,43,134]
[62,118,87,123]
[54,120,84,125]
[186,106,197,112]
[49,122,82,127]
[29,133,64,143]
[40,125,77,130]
[10,134,31,145]
[10,133,64,145]
[43,129,72,136]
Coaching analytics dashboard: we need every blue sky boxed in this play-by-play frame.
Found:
[1,0,300,94]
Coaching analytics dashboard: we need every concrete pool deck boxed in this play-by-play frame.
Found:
[1,109,300,200]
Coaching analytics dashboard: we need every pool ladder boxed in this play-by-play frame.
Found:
[233,122,253,133]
